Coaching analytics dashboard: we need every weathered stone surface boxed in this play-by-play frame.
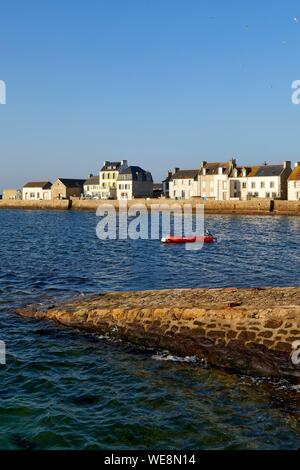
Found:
[16,287,300,381]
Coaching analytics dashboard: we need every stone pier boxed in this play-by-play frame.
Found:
[16,287,300,381]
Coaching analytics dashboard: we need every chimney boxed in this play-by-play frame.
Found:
[166,170,172,179]
[88,173,93,178]
[283,160,291,169]
[173,167,179,174]
[104,161,109,166]
[121,160,128,167]
[218,166,223,175]
[294,162,300,168]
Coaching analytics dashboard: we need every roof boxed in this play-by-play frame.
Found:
[201,162,232,176]
[101,161,123,171]
[288,165,300,181]
[84,175,100,185]
[56,178,85,188]
[153,183,163,190]
[170,169,199,181]
[232,166,254,177]
[23,181,52,189]
[118,166,153,181]
[248,165,284,178]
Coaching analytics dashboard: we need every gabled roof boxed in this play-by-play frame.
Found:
[201,162,233,176]
[118,166,153,181]
[288,165,300,181]
[170,169,199,180]
[56,178,85,188]
[248,165,284,178]
[101,161,122,171]
[84,175,100,185]
[23,181,52,189]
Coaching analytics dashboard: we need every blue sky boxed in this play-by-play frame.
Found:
[1,0,300,189]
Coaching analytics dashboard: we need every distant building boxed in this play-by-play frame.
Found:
[51,178,85,200]
[152,183,164,198]
[99,160,128,199]
[2,189,22,201]
[169,168,199,199]
[22,181,52,201]
[229,166,253,200]
[117,166,153,200]
[199,160,236,200]
[162,171,173,198]
[288,162,300,201]
[246,161,291,199]
[83,174,101,198]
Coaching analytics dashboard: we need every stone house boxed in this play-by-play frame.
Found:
[51,178,85,200]
[22,181,52,201]
[117,166,153,200]
[2,189,22,200]
[199,160,236,200]
[229,166,253,200]
[169,168,199,199]
[287,162,300,201]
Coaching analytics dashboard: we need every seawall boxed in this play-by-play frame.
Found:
[0,200,70,210]
[16,287,300,381]
[1,198,300,215]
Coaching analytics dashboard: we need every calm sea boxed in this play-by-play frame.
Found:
[0,209,299,449]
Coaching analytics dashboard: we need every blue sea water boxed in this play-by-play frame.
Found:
[0,209,299,449]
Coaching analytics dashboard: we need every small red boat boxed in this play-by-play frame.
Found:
[161,235,215,244]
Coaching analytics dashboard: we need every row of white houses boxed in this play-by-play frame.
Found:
[168,160,300,201]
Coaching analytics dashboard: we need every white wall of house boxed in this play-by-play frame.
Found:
[83,184,101,198]
[288,180,300,200]
[199,174,230,200]
[169,179,199,199]
[22,188,51,200]
[246,177,280,199]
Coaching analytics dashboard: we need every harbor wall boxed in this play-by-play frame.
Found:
[17,287,300,381]
[1,198,300,215]
[0,199,70,210]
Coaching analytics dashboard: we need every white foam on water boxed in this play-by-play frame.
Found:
[151,351,197,363]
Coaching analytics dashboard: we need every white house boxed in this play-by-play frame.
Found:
[199,160,236,200]
[117,166,153,200]
[169,168,199,199]
[83,174,101,198]
[246,162,291,199]
[288,162,300,201]
[22,181,52,200]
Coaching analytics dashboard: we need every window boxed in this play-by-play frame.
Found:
[30,192,35,198]
[107,173,110,179]
[251,182,255,189]
[265,192,270,198]
[242,182,246,189]
[188,180,192,186]
[260,182,265,189]
[270,181,275,189]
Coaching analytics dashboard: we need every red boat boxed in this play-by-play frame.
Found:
[161,235,215,244]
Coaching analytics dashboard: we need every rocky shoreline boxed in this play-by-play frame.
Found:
[16,287,300,381]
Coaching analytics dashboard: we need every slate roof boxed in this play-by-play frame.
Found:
[118,166,153,181]
[170,169,199,181]
[56,178,85,188]
[23,181,52,189]
[248,165,284,178]
[101,161,122,171]
[84,175,100,185]
[201,162,233,176]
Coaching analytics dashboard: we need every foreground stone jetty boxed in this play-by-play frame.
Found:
[17,287,300,380]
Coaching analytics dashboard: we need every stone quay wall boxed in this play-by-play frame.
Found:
[17,287,300,381]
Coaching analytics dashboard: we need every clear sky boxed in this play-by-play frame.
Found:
[1,0,300,189]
